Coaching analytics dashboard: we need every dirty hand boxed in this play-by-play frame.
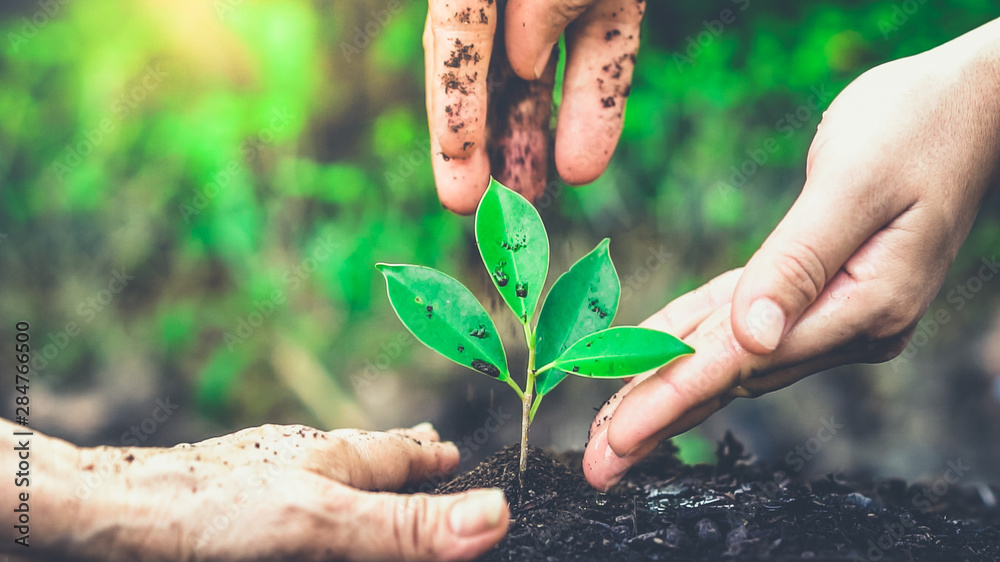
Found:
[424,0,645,213]
[582,19,1000,490]
[15,421,508,561]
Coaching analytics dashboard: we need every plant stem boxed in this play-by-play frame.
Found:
[519,323,536,490]
[504,377,525,400]
[528,392,543,423]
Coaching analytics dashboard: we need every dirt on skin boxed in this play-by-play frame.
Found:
[435,434,1000,561]
[485,0,554,204]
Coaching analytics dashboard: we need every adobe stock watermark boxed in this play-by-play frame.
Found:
[351,329,415,393]
[30,269,134,373]
[6,0,71,54]
[384,138,432,192]
[619,246,673,302]
[672,0,751,71]
[340,0,406,63]
[714,84,834,200]
[179,107,293,224]
[877,0,929,40]
[854,458,970,561]
[72,396,180,499]
[50,62,169,183]
[222,234,338,351]
[721,418,842,528]
[892,254,999,370]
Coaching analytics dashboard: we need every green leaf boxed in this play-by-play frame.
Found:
[552,327,693,378]
[534,239,620,396]
[475,178,549,324]
[376,264,509,381]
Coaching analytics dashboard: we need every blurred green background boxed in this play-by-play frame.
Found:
[2,0,999,482]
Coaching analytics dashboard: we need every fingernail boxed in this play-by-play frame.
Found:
[745,298,785,351]
[534,42,555,79]
[449,489,506,537]
[410,422,434,433]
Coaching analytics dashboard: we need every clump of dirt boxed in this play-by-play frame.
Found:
[434,434,1000,561]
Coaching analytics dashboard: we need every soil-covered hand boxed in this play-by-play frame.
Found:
[583,19,1000,490]
[14,421,507,561]
[424,0,644,213]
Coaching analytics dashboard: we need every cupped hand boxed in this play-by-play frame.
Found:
[424,0,645,213]
[583,25,1000,490]
[67,423,508,561]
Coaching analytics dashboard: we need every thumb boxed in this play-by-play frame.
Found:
[349,487,509,561]
[731,175,893,354]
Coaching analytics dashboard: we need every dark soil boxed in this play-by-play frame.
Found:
[434,434,1000,561]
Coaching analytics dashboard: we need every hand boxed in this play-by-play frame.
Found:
[26,422,508,561]
[582,20,1000,490]
[424,0,645,213]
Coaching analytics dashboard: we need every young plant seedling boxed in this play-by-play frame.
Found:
[376,179,694,487]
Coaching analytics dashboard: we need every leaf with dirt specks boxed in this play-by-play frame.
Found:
[534,239,619,396]
[475,178,549,325]
[377,263,509,381]
[552,327,693,379]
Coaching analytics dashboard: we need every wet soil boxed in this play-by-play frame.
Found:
[434,434,1000,561]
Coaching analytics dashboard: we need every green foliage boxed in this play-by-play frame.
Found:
[376,264,509,381]
[551,327,694,378]
[475,178,549,325]
[534,239,619,396]
[1,0,996,436]
[378,180,692,434]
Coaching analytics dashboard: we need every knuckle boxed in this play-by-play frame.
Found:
[769,242,827,307]
[864,298,921,343]
[392,494,435,559]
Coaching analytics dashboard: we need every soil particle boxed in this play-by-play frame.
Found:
[442,72,469,95]
[433,437,1000,561]
[444,39,482,69]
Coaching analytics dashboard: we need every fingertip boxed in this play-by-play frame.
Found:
[554,135,612,186]
[431,148,490,215]
[582,426,630,491]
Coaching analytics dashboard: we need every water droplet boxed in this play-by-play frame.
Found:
[515,282,527,298]
[595,492,608,506]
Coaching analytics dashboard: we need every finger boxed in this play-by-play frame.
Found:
[730,166,913,354]
[554,0,643,184]
[389,422,443,443]
[505,0,600,80]
[428,120,491,214]
[639,268,743,338]
[426,0,496,158]
[317,430,460,491]
[329,486,509,561]
[606,246,915,463]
